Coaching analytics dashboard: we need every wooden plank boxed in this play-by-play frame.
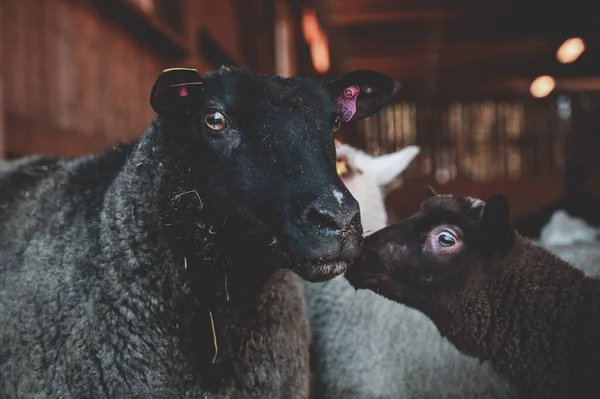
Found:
[131,47,147,138]
[11,0,27,116]
[102,29,119,142]
[182,0,210,72]
[335,15,600,49]
[345,37,557,61]
[143,55,164,124]
[5,113,117,158]
[0,0,4,159]
[346,49,600,83]
[25,0,45,119]
[74,2,102,138]
[86,0,189,61]
[330,7,511,26]
[55,0,78,131]
[138,52,151,131]
[43,0,59,127]
[94,6,109,138]
[113,33,129,141]
[120,37,137,139]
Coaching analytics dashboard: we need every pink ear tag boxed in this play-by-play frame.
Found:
[335,85,360,122]
[170,81,203,97]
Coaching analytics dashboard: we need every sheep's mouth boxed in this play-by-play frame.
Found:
[293,259,351,282]
[345,268,390,289]
[269,225,363,282]
[270,243,353,282]
[344,254,391,290]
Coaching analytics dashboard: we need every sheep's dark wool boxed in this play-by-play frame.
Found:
[347,190,600,399]
[0,66,400,398]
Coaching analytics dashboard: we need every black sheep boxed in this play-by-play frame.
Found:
[346,188,600,399]
[0,66,400,398]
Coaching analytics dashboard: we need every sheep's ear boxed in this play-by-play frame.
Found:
[326,70,401,123]
[369,146,420,187]
[480,194,514,254]
[425,185,438,198]
[150,68,204,118]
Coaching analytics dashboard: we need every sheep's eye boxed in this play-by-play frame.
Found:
[332,116,342,132]
[438,231,456,247]
[205,111,227,131]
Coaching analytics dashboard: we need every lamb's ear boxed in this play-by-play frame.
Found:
[326,70,401,122]
[150,68,204,118]
[425,185,438,198]
[369,146,420,187]
[480,194,514,254]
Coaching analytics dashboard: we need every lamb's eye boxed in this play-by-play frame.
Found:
[426,225,463,256]
[205,111,227,131]
[332,116,342,132]
[438,231,456,247]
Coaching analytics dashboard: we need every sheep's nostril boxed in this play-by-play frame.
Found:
[304,206,342,230]
[349,210,361,230]
[302,195,360,233]
[340,225,352,239]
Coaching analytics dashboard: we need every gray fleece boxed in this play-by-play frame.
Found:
[307,275,517,399]
[0,123,309,399]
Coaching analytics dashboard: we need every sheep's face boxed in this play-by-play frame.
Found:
[150,67,401,282]
[346,190,515,313]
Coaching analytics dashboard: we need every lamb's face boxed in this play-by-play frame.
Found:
[335,142,420,234]
[346,191,516,312]
[150,67,401,282]
[335,144,384,234]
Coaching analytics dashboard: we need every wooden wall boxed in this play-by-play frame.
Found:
[2,0,166,157]
[348,97,568,225]
[0,0,279,159]
[203,0,244,66]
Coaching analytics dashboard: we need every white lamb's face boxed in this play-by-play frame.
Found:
[335,142,420,234]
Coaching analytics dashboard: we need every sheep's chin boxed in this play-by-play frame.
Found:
[292,260,350,282]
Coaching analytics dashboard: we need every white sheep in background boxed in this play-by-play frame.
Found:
[539,209,600,277]
[307,142,518,399]
[332,139,420,234]
[539,209,600,246]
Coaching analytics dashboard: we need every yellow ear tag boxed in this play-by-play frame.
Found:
[162,67,199,73]
[336,160,348,176]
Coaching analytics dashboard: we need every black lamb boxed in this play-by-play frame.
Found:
[347,188,600,399]
[0,66,400,398]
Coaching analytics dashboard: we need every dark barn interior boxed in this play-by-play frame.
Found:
[315,0,600,232]
[1,0,600,235]
[2,1,600,398]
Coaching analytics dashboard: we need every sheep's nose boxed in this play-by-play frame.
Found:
[302,192,360,232]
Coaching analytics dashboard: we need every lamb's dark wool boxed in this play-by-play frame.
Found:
[0,66,400,398]
[347,191,600,399]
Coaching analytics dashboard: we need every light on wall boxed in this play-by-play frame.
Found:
[530,75,556,98]
[302,7,330,73]
[302,8,319,43]
[556,38,586,64]
[310,37,330,73]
